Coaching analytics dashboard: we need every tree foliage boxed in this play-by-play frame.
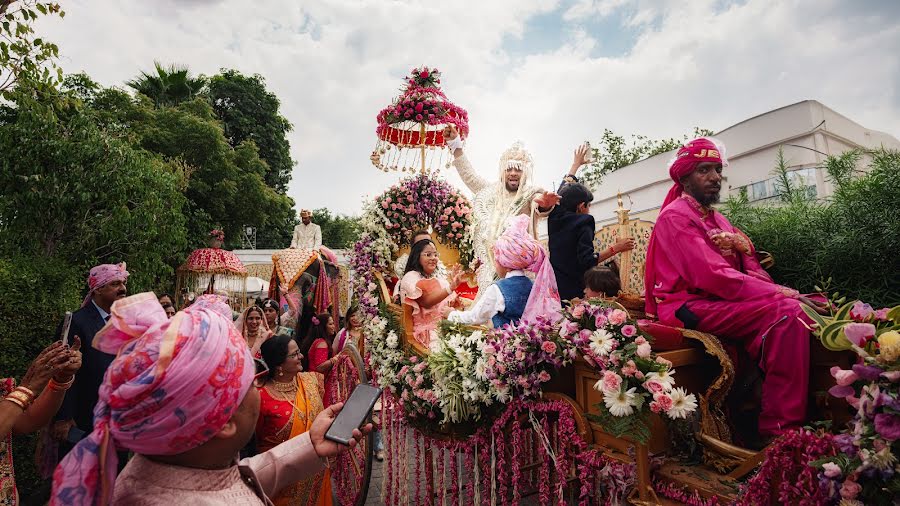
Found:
[722,148,900,306]
[0,81,189,291]
[207,69,294,192]
[0,0,64,97]
[126,61,207,108]
[311,208,361,249]
[581,127,714,188]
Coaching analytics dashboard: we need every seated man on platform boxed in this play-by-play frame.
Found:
[290,209,322,250]
[644,137,827,443]
[444,215,560,328]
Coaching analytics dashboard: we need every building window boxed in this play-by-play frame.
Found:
[741,167,818,203]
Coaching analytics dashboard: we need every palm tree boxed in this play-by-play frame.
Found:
[127,62,207,107]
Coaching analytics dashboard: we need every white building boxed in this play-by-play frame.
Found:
[587,100,900,227]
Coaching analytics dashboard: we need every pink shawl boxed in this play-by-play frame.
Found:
[493,215,561,323]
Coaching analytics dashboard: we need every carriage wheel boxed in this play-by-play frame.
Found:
[329,343,374,506]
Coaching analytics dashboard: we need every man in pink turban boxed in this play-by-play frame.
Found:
[644,137,827,444]
[447,215,561,327]
[51,293,369,505]
[52,263,130,458]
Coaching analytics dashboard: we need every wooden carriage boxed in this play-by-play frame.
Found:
[370,196,855,505]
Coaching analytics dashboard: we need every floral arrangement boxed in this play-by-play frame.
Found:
[560,299,698,443]
[376,173,474,252]
[428,324,497,424]
[208,228,225,242]
[482,316,575,401]
[375,66,469,135]
[804,300,900,505]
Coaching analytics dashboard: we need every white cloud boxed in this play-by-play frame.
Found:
[37,0,900,221]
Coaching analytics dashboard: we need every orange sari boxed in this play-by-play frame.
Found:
[256,372,332,506]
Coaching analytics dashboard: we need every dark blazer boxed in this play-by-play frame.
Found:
[548,208,598,301]
[54,302,116,433]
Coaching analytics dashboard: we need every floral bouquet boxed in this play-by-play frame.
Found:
[802,299,900,353]
[482,316,575,401]
[805,300,900,505]
[208,228,225,241]
[407,65,441,88]
[561,300,697,443]
[375,66,469,132]
[428,323,497,424]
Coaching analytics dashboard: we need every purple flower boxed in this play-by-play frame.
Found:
[874,413,900,441]
[833,433,857,456]
[844,323,875,347]
[851,363,883,381]
[828,384,855,399]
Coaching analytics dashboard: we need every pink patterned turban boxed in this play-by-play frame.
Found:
[660,137,728,211]
[82,262,130,308]
[492,215,561,323]
[51,292,255,505]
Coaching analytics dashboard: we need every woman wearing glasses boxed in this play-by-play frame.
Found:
[398,238,464,347]
[256,334,332,506]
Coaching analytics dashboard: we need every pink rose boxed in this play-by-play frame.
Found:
[601,370,622,392]
[839,479,861,500]
[830,366,859,386]
[415,102,424,113]
[409,356,418,364]
[595,314,608,327]
[572,305,585,318]
[643,379,665,394]
[538,370,551,383]
[636,342,652,358]
[821,462,841,479]
[609,310,627,326]
[656,356,673,367]
[579,329,592,341]
[541,341,557,354]
[515,350,526,361]
[621,360,637,377]
[633,335,646,345]
[381,201,389,208]
[419,71,430,79]
[844,323,876,347]
[635,371,645,380]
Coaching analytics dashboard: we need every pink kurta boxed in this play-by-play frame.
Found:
[645,194,812,436]
[112,432,325,505]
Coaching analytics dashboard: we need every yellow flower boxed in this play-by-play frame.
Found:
[877,330,900,362]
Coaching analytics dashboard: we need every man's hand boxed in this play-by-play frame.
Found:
[570,144,590,174]
[441,304,454,319]
[309,402,373,459]
[442,124,458,142]
[534,192,561,210]
[612,237,635,254]
[51,419,75,441]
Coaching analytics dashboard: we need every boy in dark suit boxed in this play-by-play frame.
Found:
[548,183,634,301]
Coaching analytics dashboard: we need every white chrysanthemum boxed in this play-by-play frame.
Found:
[666,387,698,419]
[589,329,614,357]
[494,384,511,403]
[645,369,676,389]
[603,387,637,417]
[385,331,399,349]
[474,358,488,380]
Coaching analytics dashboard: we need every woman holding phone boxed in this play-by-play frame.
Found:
[256,334,332,506]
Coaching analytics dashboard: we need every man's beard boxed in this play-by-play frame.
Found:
[695,190,721,207]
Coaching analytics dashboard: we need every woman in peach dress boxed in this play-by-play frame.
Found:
[398,238,463,347]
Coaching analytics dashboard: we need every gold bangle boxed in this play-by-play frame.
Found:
[15,385,35,398]
[4,396,27,410]
[10,389,33,404]
[5,391,32,410]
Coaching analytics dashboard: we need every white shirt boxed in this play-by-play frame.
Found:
[447,270,524,326]
[290,222,322,250]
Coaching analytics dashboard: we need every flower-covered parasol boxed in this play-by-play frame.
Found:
[371,66,469,174]
[175,230,248,308]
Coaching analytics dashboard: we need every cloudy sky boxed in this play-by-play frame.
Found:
[39,0,899,215]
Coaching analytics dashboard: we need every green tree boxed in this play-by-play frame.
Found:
[207,69,295,192]
[126,61,207,108]
[0,0,64,97]
[0,80,190,290]
[722,148,900,306]
[312,208,361,249]
[581,127,714,188]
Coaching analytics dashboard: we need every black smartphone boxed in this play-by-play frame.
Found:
[325,384,381,446]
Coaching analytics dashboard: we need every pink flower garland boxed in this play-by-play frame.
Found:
[738,429,837,505]
[653,478,721,506]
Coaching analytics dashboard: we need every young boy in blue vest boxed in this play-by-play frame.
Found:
[445,215,560,327]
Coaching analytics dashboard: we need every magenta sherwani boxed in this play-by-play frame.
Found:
[645,194,812,436]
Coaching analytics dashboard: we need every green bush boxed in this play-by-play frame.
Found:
[0,255,83,501]
[723,148,900,307]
